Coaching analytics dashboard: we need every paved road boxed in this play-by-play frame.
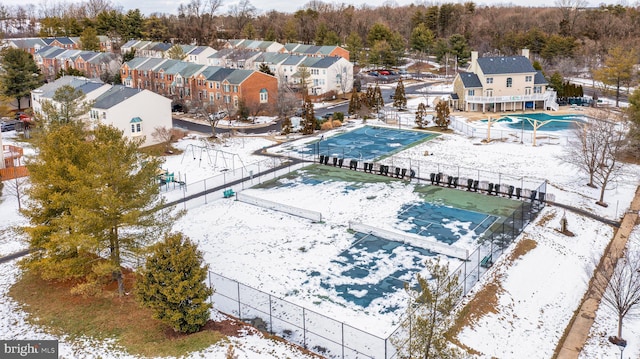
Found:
[173,117,282,135]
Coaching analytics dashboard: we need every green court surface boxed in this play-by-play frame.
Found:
[413,184,523,218]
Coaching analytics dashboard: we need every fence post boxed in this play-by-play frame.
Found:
[204,178,208,205]
[237,282,241,319]
[342,322,344,359]
[477,246,481,280]
[303,308,307,348]
[269,294,273,334]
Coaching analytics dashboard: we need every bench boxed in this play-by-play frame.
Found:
[480,254,493,268]
[223,189,235,198]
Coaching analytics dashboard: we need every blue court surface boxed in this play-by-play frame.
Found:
[314,232,436,309]
[298,126,438,161]
[397,201,499,245]
[485,113,586,131]
[318,202,499,309]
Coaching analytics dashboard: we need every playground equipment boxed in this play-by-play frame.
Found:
[157,168,185,189]
[181,139,247,172]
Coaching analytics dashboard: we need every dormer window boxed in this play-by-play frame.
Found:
[130,117,142,134]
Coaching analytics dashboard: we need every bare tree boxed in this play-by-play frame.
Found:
[176,0,223,46]
[228,0,256,38]
[3,163,27,211]
[591,249,640,340]
[564,110,627,206]
[152,126,175,153]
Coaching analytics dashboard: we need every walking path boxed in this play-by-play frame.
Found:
[555,185,640,359]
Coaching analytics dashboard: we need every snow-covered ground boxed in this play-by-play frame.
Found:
[1,88,639,358]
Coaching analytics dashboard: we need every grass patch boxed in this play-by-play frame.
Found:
[9,270,225,357]
[448,237,537,355]
[447,276,503,356]
[507,237,538,264]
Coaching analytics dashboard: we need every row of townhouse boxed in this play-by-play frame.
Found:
[121,38,349,62]
[120,57,279,115]
[34,45,121,82]
[31,76,172,147]
[203,50,353,96]
[453,49,558,113]
[3,36,115,55]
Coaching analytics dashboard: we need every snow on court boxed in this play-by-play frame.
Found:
[1,93,640,358]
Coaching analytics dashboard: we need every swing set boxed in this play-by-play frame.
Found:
[181,139,247,172]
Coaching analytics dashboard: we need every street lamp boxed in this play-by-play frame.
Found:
[608,336,627,359]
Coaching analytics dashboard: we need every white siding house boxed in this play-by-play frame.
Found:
[90,86,172,147]
[31,77,172,147]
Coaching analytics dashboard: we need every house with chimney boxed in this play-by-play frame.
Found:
[452,49,557,112]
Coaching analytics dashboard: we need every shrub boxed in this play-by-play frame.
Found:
[332,120,342,127]
[320,121,334,130]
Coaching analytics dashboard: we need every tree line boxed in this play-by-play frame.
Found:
[3,0,640,73]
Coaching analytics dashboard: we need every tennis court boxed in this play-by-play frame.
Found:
[297,126,438,161]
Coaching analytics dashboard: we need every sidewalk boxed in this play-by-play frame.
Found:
[555,186,640,359]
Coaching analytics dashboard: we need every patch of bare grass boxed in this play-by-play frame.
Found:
[507,237,538,264]
[9,270,225,357]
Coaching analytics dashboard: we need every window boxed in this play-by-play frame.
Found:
[525,75,533,82]
[534,86,542,94]
[130,117,142,134]
[224,95,231,103]
[216,82,220,89]
[486,77,493,84]
[525,87,532,95]
[223,84,230,92]
[260,88,268,103]
[506,77,512,88]
[234,96,238,107]
[468,89,475,96]
[233,85,238,92]
[485,89,493,97]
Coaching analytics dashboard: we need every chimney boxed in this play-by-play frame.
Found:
[521,48,530,59]
[470,51,478,72]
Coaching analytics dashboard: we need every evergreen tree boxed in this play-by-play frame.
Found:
[394,257,462,358]
[435,101,451,129]
[0,47,43,110]
[393,79,407,110]
[372,83,384,113]
[135,233,213,334]
[79,27,101,51]
[348,87,361,116]
[302,97,316,135]
[36,84,93,125]
[22,123,176,296]
[258,63,274,76]
[415,102,428,128]
[166,45,187,60]
[281,117,292,135]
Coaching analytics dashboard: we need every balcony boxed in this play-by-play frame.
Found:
[465,93,547,104]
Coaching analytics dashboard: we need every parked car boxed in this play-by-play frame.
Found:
[1,119,20,132]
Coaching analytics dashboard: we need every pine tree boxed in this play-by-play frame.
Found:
[135,233,213,334]
[22,123,176,296]
[36,84,93,125]
[394,257,462,358]
[79,27,101,51]
[393,79,407,110]
[415,102,428,128]
[372,83,384,113]
[435,101,451,129]
[301,97,316,135]
[281,117,292,135]
[348,87,361,116]
[0,47,43,110]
